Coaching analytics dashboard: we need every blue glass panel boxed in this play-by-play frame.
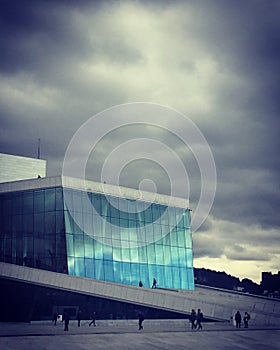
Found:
[74,234,85,257]
[2,197,12,216]
[100,196,108,217]
[147,244,155,264]
[183,210,191,228]
[23,214,33,234]
[172,267,180,288]
[84,234,94,258]
[177,228,186,248]
[85,258,94,278]
[138,245,147,264]
[13,194,23,215]
[112,245,122,261]
[121,246,131,262]
[180,268,188,289]
[74,257,86,277]
[109,202,119,219]
[45,212,55,234]
[23,192,33,214]
[153,224,161,241]
[104,260,114,282]
[93,241,103,259]
[163,244,171,265]
[67,256,75,275]
[56,232,66,257]
[45,189,55,212]
[170,229,178,247]
[34,213,45,233]
[91,194,101,214]
[94,259,104,280]
[170,246,179,265]
[82,212,93,235]
[130,247,139,263]
[63,189,73,211]
[130,263,140,286]
[139,263,149,287]
[164,265,173,288]
[103,243,113,260]
[161,232,170,246]
[144,206,153,223]
[55,187,63,211]
[120,218,129,228]
[113,261,121,281]
[155,244,164,265]
[72,190,82,213]
[152,204,161,222]
[81,191,91,213]
[186,248,193,267]
[156,265,164,285]
[178,247,186,267]
[72,212,83,234]
[128,219,137,229]
[147,264,157,288]
[121,262,132,284]
[160,209,169,226]
[56,211,64,233]
[185,229,192,248]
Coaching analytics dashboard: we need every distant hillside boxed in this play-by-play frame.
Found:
[194,267,261,295]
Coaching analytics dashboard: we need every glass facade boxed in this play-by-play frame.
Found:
[0,187,67,272]
[63,188,194,289]
[0,183,194,290]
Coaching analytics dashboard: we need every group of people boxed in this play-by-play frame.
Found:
[138,278,157,288]
[52,310,97,331]
[53,307,251,332]
[234,311,251,328]
[189,309,204,330]
[52,311,73,331]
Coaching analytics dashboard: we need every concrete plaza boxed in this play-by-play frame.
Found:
[0,321,279,350]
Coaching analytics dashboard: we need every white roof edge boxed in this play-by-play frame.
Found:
[0,176,62,193]
[0,175,190,208]
[62,176,189,209]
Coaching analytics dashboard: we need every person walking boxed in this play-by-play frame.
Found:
[190,309,197,329]
[52,311,58,326]
[89,312,96,327]
[63,311,70,332]
[138,311,145,330]
[76,309,82,327]
[235,311,242,328]
[196,309,203,330]
[243,312,250,328]
[139,280,143,287]
[152,278,157,288]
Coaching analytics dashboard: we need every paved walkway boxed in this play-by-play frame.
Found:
[0,321,279,350]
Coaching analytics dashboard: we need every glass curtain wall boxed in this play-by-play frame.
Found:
[0,188,67,272]
[64,188,194,289]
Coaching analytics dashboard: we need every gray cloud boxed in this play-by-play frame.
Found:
[1,0,279,282]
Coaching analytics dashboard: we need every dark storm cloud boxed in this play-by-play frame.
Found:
[0,0,279,280]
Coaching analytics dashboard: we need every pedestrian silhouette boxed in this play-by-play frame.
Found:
[89,312,96,327]
[243,312,250,328]
[52,311,58,326]
[76,309,82,327]
[138,311,145,330]
[63,311,70,331]
[152,278,157,288]
[190,309,197,329]
[139,280,143,287]
[235,311,242,328]
[196,309,203,330]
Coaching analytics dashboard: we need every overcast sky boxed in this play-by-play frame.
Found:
[1,0,279,283]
